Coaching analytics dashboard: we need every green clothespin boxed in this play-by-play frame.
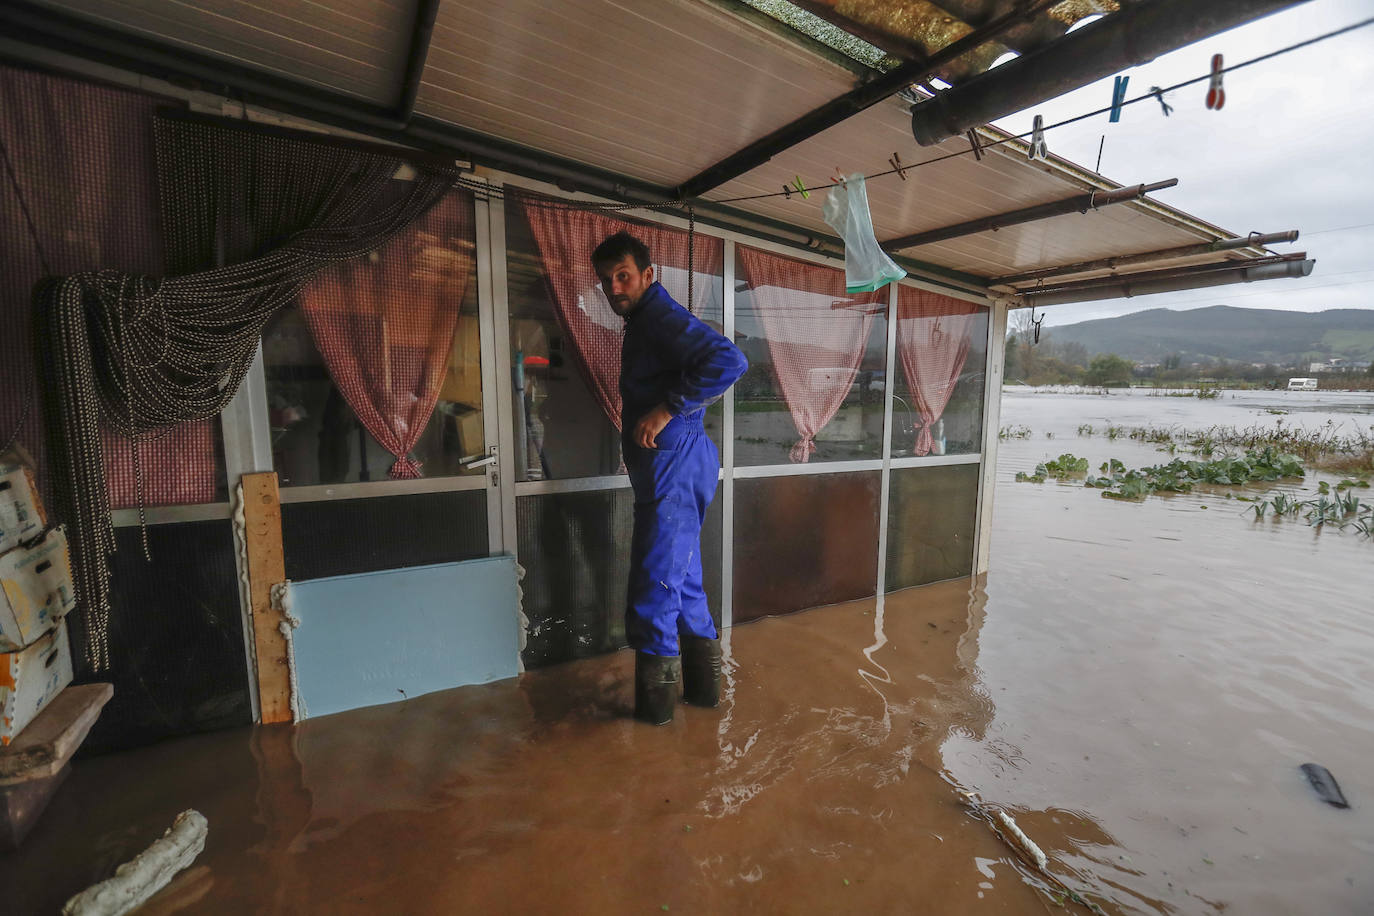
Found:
[791,176,810,199]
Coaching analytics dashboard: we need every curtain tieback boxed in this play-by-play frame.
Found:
[388,454,424,479]
[789,436,817,464]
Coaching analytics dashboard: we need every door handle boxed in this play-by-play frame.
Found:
[461,454,497,470]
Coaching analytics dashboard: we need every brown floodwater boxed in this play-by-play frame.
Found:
[3,388,1372,914]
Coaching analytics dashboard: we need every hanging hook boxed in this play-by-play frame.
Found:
[1030,304,1044,344]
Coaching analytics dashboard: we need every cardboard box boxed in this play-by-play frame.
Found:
[1,621,74,746]
[0,527,76,652]
[0,446,46,554]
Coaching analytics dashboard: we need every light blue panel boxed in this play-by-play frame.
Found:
[288,556,519,719]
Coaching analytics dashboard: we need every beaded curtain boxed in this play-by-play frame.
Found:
[36,112,460,670]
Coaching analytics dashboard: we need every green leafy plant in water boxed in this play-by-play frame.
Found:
[1077,424,1095,436]
[1000,424,1032,440]
[1016,453,1089,484]
[1086,448,1303,501]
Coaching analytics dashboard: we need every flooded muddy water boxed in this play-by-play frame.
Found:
[4,389,1372,914]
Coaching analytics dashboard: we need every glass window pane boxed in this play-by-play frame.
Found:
[262,190,484,486]
[886,464,979,590]
[733,471,880,622]
[891,287,988,458]
[504,198,724,481]
[735,247,887,466]
[518,486,722,668]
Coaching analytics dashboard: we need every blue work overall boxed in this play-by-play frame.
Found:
[620,282,747,657]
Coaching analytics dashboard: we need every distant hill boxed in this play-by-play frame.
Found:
[1043,306,1374,366]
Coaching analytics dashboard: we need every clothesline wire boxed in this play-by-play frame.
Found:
[452,15,1374,212]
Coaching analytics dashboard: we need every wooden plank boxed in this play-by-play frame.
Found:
[241,472,291,724]
[0,683,112,782]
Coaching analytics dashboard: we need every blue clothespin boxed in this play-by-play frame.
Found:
[1027,115,1048,160]
[1109,75,1129,123]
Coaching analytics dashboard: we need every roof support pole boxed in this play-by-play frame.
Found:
[882,179,1178,251]
[673,0,1062,199]
[909,0,1310,146]
[1021,253,1314,307]
[992,229,1301,285]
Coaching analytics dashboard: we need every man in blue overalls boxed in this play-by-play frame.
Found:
[592,232,748,725]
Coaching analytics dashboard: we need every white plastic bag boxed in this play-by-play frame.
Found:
[822,173,906,293]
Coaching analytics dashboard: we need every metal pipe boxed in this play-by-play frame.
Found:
[673,0,1062,199]
[992,229,1301,285]
[1021,253,1314,306]
[396,0,443,121]
[909,0,1309,146]
[883,179,1178,251]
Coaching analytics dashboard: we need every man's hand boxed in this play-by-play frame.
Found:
[633,404,674,449]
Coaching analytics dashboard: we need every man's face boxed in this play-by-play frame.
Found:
[595,255,654,317]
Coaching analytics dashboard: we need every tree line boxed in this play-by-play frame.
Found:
[1004,313,1374,388]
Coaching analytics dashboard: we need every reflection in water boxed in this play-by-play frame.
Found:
[4,580,1138,915]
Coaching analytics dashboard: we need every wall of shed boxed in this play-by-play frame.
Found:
[1,63,996,751]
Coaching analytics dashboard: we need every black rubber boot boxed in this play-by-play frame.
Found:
[634,652,681,725]
[681,636,722,708]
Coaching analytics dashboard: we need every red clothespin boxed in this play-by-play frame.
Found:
[831,166,845,184]
[1027,115,1048,160]
[1206,53,1225,110]
[888,152,908,180]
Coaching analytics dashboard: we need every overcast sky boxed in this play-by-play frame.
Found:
[988,0,1374,327]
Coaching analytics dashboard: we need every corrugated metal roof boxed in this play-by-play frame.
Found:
[416,0,856,187]
[35,0,415,105]
[15,0,1280,290]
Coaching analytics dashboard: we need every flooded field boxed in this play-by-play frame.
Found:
[4,388,1372,915]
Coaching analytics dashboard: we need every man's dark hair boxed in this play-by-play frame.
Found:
[592,231,652,272]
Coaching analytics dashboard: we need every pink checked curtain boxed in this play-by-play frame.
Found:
[298,190,475,479]
[0,66,216,508]
[518,199,722,430]
[895,286,982,455]
[737,247,884,462]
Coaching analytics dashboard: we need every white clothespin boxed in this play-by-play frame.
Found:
[1027,115,1048,160]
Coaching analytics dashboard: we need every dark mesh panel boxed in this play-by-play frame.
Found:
[76,520,250,755]
[518,486,722,668]
[281,490,488,581]
[885,464,979,590]
[733,472,880,622]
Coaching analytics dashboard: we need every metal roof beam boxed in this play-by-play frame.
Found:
[673,0,1060,200]
[992,229,1300,286]
[909,0,1310,146]
[883,179,1178,251]
[1021,253,1314,307]
[397,0,442,122]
